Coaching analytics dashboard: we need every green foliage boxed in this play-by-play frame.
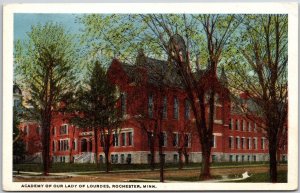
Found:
[14,22,79,120]
[70,61,120,130]
[13,106,26,162]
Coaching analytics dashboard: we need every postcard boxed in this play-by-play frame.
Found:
[2,2,298,191]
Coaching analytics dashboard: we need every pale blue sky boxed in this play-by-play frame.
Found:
[14,13,83,41]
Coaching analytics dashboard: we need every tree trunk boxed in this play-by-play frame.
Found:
[94,129,99,169]
[159,147,164,182]
[200,145,212,180]
[42,112,51,176]
[178,149,183,169]
[104,150,110,173]
[269,135,278,182]
[150,138,155,171]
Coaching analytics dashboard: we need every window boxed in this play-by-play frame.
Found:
[60,124,68,135]
[163,96,167,119]
[128,132,133,146]
[173,133,178,147]
[242,137,246,149]
[261,138,265,150]
[184,134,190,147]
[121,93,127,116]
[236,137,240,149]
[113,134,119,146]
[148,94,154,118]
[235,120,239,130]
[253,155,257,162]
[212,155,217,162]
[147,154,152,163]
[236,155,239,162]
[247,138,251,149]
[184,99,190,120]
[173,154,178,163]
[254,123,257,132]
[242,120,246,131]
[52,127,56,136]
[111,155,115,164]
[229,155,233,162]
[229,119,232,130]
[174,96,179,119]
[212,135,217,148]
[59,139,69,151]
[253,138,258,150]
[121,154,125,164]
[247,155,251,162]
[99,155,104,164]
[161,132,167,147]
[74,139,77,150]
[121,133,126,146]
[127,154,132,164]
[52,141,56,152]
[248,122,252,132]
[242,155,245,162]
[229,137,234,149]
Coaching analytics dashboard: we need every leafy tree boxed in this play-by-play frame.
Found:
[70,61,121,172]
[13,105,26,163]
[79,14,241,180]
[14,23,79,175]
[227,15,288,182]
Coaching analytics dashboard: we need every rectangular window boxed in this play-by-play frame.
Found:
[163,96,167,119]
[121,93,127,116]
[128,132,133,146]
[100,135,105,147]
[242,137,246,149]
[173,133,178,147]
[212,135,217,148]
[99,155,104,164]
[59,139,69,151]
[229,119,232,130]
[229,137,234,149]
[248,122,251,132]
[113,134,119,147]
[52,127,56,136]
[242,155,245,162]
[242,120,246,131]
[236,155,239,162]
[184,99,190,120]
[52,141,55,152]
[174,96,179,119]
[184,134,190,147]
[253,155,257,162]
[147,131,153,147]
[121,133,126,146]
[236,137,240,149]
[161,132,167,147]
[212,155,217,162]
[261,138,265,150]
[247,155,251,162]
[247,138,251,149]
[254,123,257,132]
[253,138,258,150]
[235,120,239,130]
[148,94,154,118]
[229,155,233,162]
[60,124,68,135]
[127,154,132,164]
[121,154,125,164]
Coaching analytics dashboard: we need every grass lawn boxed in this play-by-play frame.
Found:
[236,170,287,183]
[13,161,281,173]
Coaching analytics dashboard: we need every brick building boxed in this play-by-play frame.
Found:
[16,52,287,164]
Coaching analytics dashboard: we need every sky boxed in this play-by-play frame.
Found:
[14,13,83,41]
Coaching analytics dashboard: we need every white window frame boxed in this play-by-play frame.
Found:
[261,137,266,150]
[121,132,126,146]
[213,135,217,148]
[254,137,258,150]
[60,124,68,135]
[248,137,252,150]
[236,137,240,149]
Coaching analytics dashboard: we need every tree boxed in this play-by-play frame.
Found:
[79,14,240,179]
[13,105,26,164]
[70,61,121,172]
[15,23,79,175]
[227,15,288,182]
